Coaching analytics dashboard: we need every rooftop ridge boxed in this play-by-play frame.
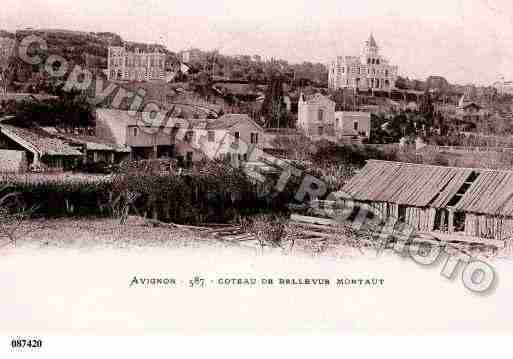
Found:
[366,159,513,173]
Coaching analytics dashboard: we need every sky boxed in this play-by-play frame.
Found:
[2,0,513,85]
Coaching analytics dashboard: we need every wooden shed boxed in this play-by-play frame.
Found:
[338,160,513,242]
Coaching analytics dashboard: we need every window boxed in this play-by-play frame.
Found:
[318,109,324,122]
[133,127,138,136]
[398,205,407,222]
[234,132,240,142]
[454,212,466,232]
[318,126,324,135]
[434,209,449,231]
[208,130,215,142]
[354,121,358,131]
[250,133,259,144]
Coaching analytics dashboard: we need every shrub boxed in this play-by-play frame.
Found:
[111,159,281,224]
[0,175,112,218]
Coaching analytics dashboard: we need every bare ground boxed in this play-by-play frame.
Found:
[0,217,509,261]
[0,217,230,252]
[0,217,371,259]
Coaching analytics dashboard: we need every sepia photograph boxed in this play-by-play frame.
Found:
[1,0,513,356]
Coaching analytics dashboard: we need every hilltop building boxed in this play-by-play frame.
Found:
[180,48,206,64]
[107,46,165,82]
[457,95,486,123]
[328,34,398,91]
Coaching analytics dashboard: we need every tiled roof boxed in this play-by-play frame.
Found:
[38,126,130,153]
[206,114,262,130]
[302,93,333,105]
[214,83,259,96]
[0,124,82,156]
[0,93,58,102]
[59,134,131,152]
[97,108,206,129]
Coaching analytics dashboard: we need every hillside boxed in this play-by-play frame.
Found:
[1,29,179,88]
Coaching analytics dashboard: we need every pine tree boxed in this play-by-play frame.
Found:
[261,76,287,128]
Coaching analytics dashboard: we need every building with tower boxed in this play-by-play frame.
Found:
[328,34,398,91]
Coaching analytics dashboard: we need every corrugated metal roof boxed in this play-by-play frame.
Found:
[340,160,513,216]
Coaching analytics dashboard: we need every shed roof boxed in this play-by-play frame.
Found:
[339,160,513,216]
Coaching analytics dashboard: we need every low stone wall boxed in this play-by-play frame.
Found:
[0,150,27,173]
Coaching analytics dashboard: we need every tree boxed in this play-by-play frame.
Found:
[10,89,95,130]
[395,76,409,90]
[419,90,434,118]
[0,188,38,248]
[261,76,288,128]
[0,49,16,93]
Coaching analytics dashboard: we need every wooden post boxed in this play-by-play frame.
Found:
[448,210,454,233]
[153,133,158,159]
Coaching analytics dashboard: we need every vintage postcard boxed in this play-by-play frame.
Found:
[0,0,512,356]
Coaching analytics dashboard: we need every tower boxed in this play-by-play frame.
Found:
[362,33,379,64]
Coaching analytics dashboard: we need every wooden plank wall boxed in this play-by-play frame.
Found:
[404,207,436,232]
[315,199,513,241]
[465,214,513,240]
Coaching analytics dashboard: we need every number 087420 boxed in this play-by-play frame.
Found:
[11,338,42,349]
